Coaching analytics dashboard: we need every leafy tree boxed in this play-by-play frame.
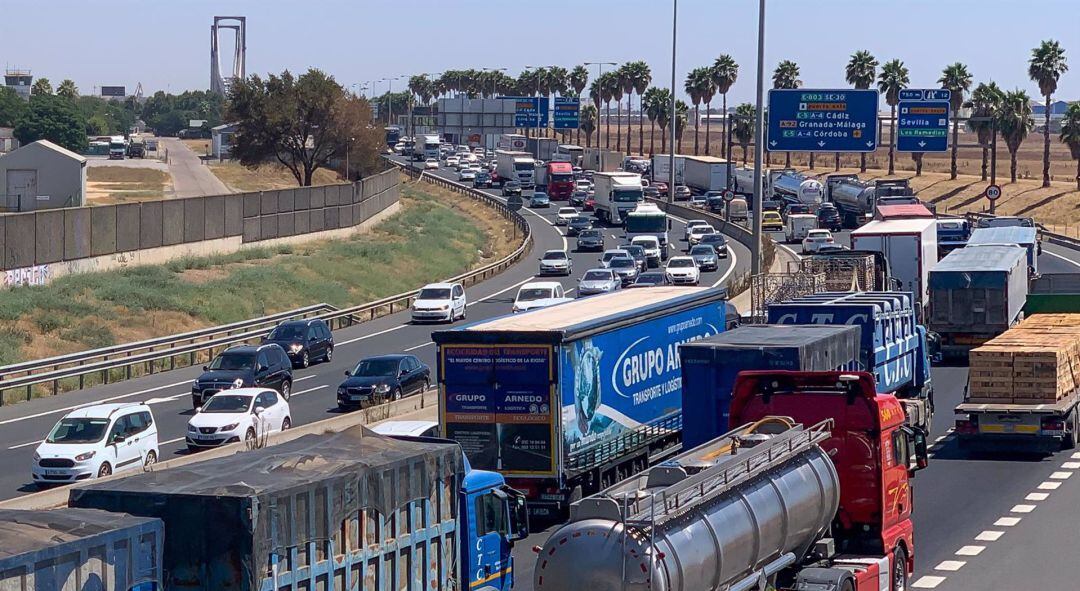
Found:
[0,86,28,127]
[733,103,756,164]
[31,77,52,96]
[580,104,597,147]
[56,79,79,100]
[598,72,617,148]
[878,59,910,174]
[74,96,135,135]
[1060,102,1080,191]
[997,89,1035,183]
[772,60,802,167]
[966,82,1005,180]
[710,55,739,156]
[1028,39,1068,187]
[938,63,973,179]
[228,68,379,186]
[14,94,88,152]
[846,50,878,172]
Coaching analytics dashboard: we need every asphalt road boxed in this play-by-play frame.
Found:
[160,138,232,197]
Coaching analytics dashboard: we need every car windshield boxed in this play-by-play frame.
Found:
[418,288,451,299]
[579,230,600,238]
[669,259,694,268]
[542,251,566,260]
[583,271,613,281]
[46,418,110,444]
[533,194,548,200]
[353,358,400,377]
[691,246,713,255]
[201,394,253,413]
[613,189,644,203]
[209,352,255,370]
[506,181,520,187]
[518,288,552,301]
[633,239,658,249]
[603,251,627,261]
[559,208,577,215]
[636,273,664,284]
[571,216,590,224]
[623,246,644,256]
[692,226,714,234]
[702,234,726,244]
[268,324,306,340]
[610,258,635,269]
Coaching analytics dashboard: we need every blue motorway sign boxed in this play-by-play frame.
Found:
[553,96,580,129]
[503,96,550,128]
[897,89,951,153]
[767,89,879,152]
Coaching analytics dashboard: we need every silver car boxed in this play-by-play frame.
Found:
[577,268,621,296]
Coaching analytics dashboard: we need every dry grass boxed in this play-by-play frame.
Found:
[208,161,343,192]
[406,174,519,263]
[86,166,171,204]
[182,139,212,156]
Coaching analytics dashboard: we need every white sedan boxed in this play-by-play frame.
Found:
[802,229,835,253]
[688,224,716,246]
[459,168,476,181]
[186,388,291,451]
[424,158,439,170]
[685,220,711,241]
[666,256,701,285]
[555,207,579,226]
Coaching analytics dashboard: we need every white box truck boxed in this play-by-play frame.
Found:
[593,171,644,225]
[683,155,731,193]
[412,134,441,161]
[651,154,685,185]
[784,213,818,243]
[851,217,939,318]
[496,149,536,187]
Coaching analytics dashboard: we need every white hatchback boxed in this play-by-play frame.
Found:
[412,282,467,323]
[666,256,701,285]
[186,388,292,451]
[802,229,835,253]
[33,403,159,484]
[688,224,716,245]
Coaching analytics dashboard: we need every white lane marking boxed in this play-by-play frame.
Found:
[292,385,327,397]
[1062,461,1080,469]
[712,246,739,288]
[145,394,184,405]
[565,288,576,295]
[935,561,966,572]
[975,530,1003,542]
[912,575,946,589]
[1041,249,1080,269]
[1011,504,1037,513]
[1025,492,1050,501]
[0,379,192,426]
[404,342,434,352]
[934,434,951,442]
[8,439,42,450]
[1038,481,1062,490]
[1072,452,1080,460]
[294,375,316,382]
[994,517,1021,527]
[1050,471,1073,480]
[160,437,185,446]
[956,545,985,556]
[468,275,538,306]
[336,322,412,345]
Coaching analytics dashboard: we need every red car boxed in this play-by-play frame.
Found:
[584,196,596,211]
[653,181,669,196]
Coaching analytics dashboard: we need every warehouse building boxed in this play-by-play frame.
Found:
[0,140,87,212]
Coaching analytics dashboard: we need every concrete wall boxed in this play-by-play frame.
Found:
[0,168,399,287]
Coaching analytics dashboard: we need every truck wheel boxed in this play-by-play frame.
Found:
[1065,413,1079,450]
[892,546,908,591]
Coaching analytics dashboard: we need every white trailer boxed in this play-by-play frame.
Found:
[682,155,731,193]
[412,134,441,161]
[495,149,535,187]
[651,154,685,185]
[851,217,939,318]
[592,171,644,225]
[785,213,818,243]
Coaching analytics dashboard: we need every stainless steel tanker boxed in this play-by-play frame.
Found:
[732,167,823,209]
[825,174,876,227]
[532,419,839,591]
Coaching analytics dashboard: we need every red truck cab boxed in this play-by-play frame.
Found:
[546,161,575,200]
[730,370,928,591]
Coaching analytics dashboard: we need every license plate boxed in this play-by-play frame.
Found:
[192,433,215,440]
[44,469,67,476]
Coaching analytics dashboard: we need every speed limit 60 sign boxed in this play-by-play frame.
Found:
[985,184,1002,200]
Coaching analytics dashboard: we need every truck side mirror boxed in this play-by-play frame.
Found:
[503,486,530,542]
[902,426,928,476]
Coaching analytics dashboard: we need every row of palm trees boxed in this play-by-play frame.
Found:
[401,40,1075,188]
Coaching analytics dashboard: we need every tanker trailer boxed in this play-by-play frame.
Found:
[826,174,876,228]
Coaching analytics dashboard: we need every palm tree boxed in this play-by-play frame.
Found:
[56,79,78,99]
[623,61,652,155]
[733,103,756,164]
[599,73,616,148]
[589,79,604,149]
[711,55,739,157]
[1029,40,1069,187]
[966,82,1005,180]
[878,59,910,175]
[570,65,589,143]
[772,60,802,167]
[938,63,973,180]
[653,88,674,153]
[674,100,689,153]
[845,50,878,172]
[613,65,628,152]
[1060,102,1080,191]
[580,104,598,147]
[699,73,718,156]
[684,68,709,155]
[997,89,1035,183]
[643,87,664,156]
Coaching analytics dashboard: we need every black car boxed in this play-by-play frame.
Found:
[817,203,842,231]
[630,271,672,287]
[261,318,334,368]
[706,195,726,213]
[474,172,493,189]
[698,233,729,257]
[643,186,661,199]
[576,228,605,252]
[569,190,588,206]
[191,344,293,409]
[619,244,649,272]
[502,180,522,196]
[608,257,640,285]
[337,354,431,410]
[786,203,811,216]
[567,215,593,236]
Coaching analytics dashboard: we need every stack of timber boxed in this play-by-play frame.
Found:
[969,314,1080,404]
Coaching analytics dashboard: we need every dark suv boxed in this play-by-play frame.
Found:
[337,354,431,410]
[261,318,334,368]
[191,344,293,409]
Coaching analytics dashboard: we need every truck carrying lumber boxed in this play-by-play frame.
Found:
[957,313,1080,452]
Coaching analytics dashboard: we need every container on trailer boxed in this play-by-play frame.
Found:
[70,427,476,591]
[432,287,733,518]
[967,226,1039,277]
[850,217,938,317]
[0,508,162,591]
[651,154,686,185]
[682,155,731,193]
[679,324,861,448]
[929,244,1028,356]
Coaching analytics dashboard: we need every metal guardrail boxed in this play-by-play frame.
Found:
[0,162,532,405]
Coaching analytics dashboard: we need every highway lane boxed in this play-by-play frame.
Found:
[0,158,751,501]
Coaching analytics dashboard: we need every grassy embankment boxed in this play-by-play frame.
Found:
[0,176,516,402]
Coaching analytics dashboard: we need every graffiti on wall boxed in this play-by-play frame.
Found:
[4,264,50,287]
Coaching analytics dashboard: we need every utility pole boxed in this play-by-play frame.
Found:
[585,61,617,151]
[668,0,677,209]
[750,0,767,275]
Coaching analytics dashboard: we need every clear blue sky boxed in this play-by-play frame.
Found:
[2,0,1076,104]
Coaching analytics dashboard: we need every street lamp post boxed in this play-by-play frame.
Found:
[585,61,616,151]
[381,77,401,128]
[345,136,355,182]
[668,0,677,208]
[750,0,767,276]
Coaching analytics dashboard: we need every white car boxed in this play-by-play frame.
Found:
[459,168,476,181]
[555,207,579,225]
[684,220,711,241]
[371,420,440,438]
[538,249,573,275]
[688,224,716,245]
[33,403,159,484]
[689,195,707,208]
[601,248,632,268]
[575,179,592,192]
[630,236,663,266]
[666,256,701,285]
[412,282,467,323]
[445,156,460,168]
[186,388,291,451]
[513,281,570,313]
[424,158,439,170]
[802,229,836,253]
